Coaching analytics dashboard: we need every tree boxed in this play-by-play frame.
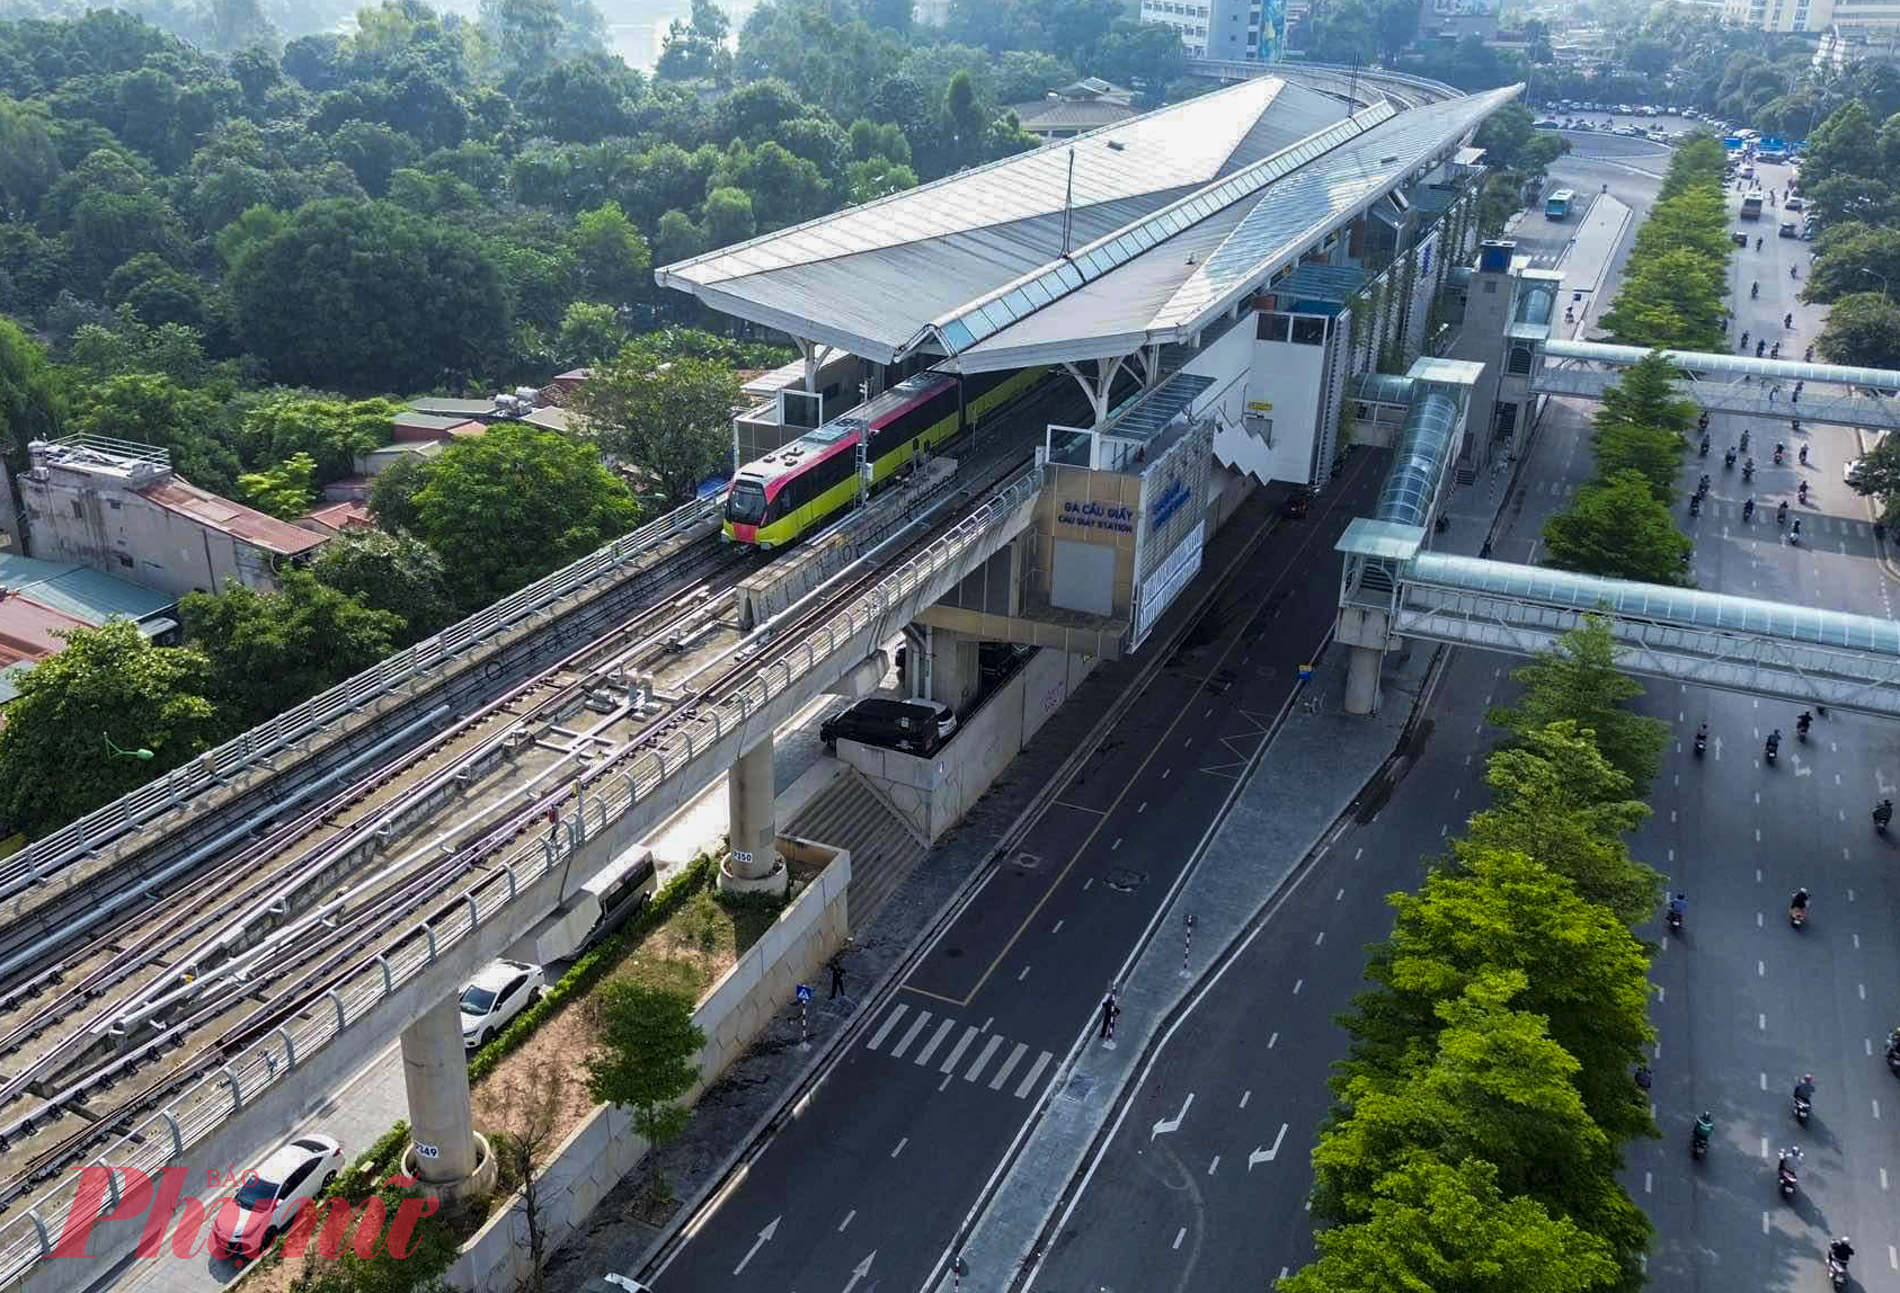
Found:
[1542,469,1693,587]
[368,452,431,534]
[584,981,705,1147]
[513,53,642,143]
[410,422,642,609]
[569,202,651,305]
[311,530,456,643]
[0,95,63,220]
[1816,291,1900,369]
[1803,222,1900,304]
[1592,422,1680,502]
[702,185,755,248]
[181,569,405,731]
[556,301,628,366]
[574,346,739,504]
[1595,352,1695,440]
[227,199,510,394]
[1846,427,1900,519]
[238,393,405,485]
[1348,844,1657,1143]
[1598,249,1726,350]
[652,209,705,267]
[0,317,65,469]
[490,1064,569,1287]
[236,451,318,518]
[1802,98,1882,191]
[1461,722,1661,929]
[1487,618,1671,799]
[0,621,219,840]
[327,119,422,198]
[1282,1153,1619,1293]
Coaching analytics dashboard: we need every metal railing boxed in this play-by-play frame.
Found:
[0,466,1045,1289]
[0,497,720,905]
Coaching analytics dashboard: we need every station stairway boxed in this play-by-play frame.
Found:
[785,767,929,928]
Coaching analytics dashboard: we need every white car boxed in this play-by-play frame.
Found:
[210,1135,344,1260]
[1845,458,1871,488]
[460,958,545,1049]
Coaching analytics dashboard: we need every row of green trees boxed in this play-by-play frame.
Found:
[1286,621,1666,1293]
[1539,138,1733,585]
[1791,99,1900,372]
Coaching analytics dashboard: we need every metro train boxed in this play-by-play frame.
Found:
[722,366,1048,548]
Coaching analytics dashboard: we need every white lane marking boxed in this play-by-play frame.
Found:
[891,1137,908,1158]
[1207,1155,1220,1175]
[965,1034,1004,1082]
[1336,888,1345,901]
[981,1017,992,1032]
[1014,1050,1054,1099]
[1292,979,1304,995]
[1052,919,1064,934]
[914,1018,958,1066]
[1850,888,1858,902]
[1876,1098,1884,1120]
[1240,1090,1252,1109]
[1761,1073,1768,1091]
[1083,877,1093,891]
[1314,931,1325,946]
[1112,838,1122,851]
[1138,802,1147,813]
[1152,1092,1195,1140]
[988,1043,1028,1090]
[1173,1227,1186,1251]
[889,1010,932,1058]
[1759,1013,1767,1030]
[1862,983,1868,1000]
[1883,1167,1890,1191]
[1268,1031,1279,1048]
[1763,1212,1771,1235]
[1249,1124,1289,1168]
[1761,1136,1769,1158]
[940,1026,980,1074]
[1855,934,1861,948]
[838,1209,856,1231]
[1162,768,1171,780]
[866,1004,910,1051]
[1644,1171,1652,1194]
[1018,964,1032,981]
[1757,912,1764,928]
[1759,960,1765,977]
[938,1073,953,1091]
[1890,1245,1898,1271]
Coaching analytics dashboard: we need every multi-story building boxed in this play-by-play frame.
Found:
[1723,0,1900,36]
[1141,0,1286,62]
[16,435,326,598]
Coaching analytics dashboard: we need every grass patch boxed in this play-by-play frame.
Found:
[606,881,781,999]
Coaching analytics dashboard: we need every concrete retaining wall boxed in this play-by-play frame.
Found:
[840,649,1097,841]
[445,843,850,1293]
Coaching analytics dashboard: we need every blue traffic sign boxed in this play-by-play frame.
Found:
[796,984,814,1002]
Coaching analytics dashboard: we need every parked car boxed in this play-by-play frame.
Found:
[1779,220,1798,238]
[820,697,957,756]
[460,959,545,1049]
[1784,195,1804,211]
[1731,229,1749,247]
[1845,458,1871,487]
[210,1136,345,1260]
[1533,119,1560,129]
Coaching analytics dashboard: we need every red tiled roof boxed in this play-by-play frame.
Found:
[300,500,374,532]
[0,592,89,664]
[140,480,328,557]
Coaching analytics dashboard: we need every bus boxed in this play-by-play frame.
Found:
[1544,188,1576,220]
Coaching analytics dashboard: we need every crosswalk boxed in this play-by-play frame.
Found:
[863,1002,1056,1099]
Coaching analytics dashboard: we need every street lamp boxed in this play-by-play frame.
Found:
[102,732,154,761]
[1862,267,1890,303]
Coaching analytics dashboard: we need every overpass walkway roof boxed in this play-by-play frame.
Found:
[656,81,1518,373]
[1533,339,1900,431]
[1342,543,1900,715]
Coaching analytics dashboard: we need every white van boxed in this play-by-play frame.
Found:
[529,847,658,965]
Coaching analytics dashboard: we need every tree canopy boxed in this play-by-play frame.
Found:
[573,343,739,505]
[1541,469,1694,586]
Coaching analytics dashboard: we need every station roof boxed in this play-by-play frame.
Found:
[658,80,1519,373]
[1542,338,1900,392]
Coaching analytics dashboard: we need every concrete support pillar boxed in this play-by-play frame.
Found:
[400,996,494,1199]
[930,629,982,713]
[722,736,785,894]
[1344,644,1383,715]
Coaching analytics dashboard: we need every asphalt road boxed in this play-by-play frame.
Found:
[1023,154,1900,1293]
[646,447,1390,1291]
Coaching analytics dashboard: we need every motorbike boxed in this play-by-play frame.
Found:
[1667,907,1684,934]
[1887,1045,1900,1075]
[1767,740,1780,764]
[1744,499,1756,521]
[1775,446,1786,465]
[1790,903,1807,927]
[1701,436,1711,457]
[1791,522,1803,546]
[1744,461,1756,482]
[1690,495,1702,517]
[1829,1254,1849,1290]
[1694,728,1708,755]
[1786,312,1794,328]
[1741,430,1751,452]
[1752,281,1761,299]
[1778,503,1789,525]
[1691,1121,1711,1159]
[1799,481,1810,504]
[1794,1094,1812,1123]
[1725,448,1736,469]
[1780,1161,1800,1198]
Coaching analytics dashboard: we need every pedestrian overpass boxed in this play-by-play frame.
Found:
[1530,339,1900,433]
[1337,522,1900,716]
[1333,353,1900,717]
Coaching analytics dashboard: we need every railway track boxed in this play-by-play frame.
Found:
[0,438,1041,1221]
[0,551,763,1204]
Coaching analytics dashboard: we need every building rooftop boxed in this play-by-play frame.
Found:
[1008,99,1144,133]
[0,553,177,627]
[409,396,500,418]
[392,412,471,433]
[142,479,328,557]
[300,500,375,534]
[658,80,1519,374]
[0,593,90,667]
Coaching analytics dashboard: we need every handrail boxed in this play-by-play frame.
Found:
[0,466,1045,1290]
[0,496,720,903]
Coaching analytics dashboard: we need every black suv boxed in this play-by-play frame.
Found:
[820,698,958,756]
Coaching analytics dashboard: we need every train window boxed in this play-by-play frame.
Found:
[728,479,767,524]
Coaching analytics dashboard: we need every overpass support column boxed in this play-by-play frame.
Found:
[1344,645,1382,715]
[721,737,788,895]
[930,629,982,713]
[400,997,496,1200]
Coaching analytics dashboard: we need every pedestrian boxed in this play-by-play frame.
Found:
[829,956,846,1000]
[1099,993,1120,1040]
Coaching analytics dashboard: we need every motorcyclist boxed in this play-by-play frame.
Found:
[1799,480,1810,503]
[1741,429,1751,452]
[1797,710,1813,736]
[1799,444,1809,465]
[1785,312,1794,328]
[1741,330,1751,349]
[1724,445,1736,467]
[1831,1237,1854,1266]
[1775,442,1786,463]
[1758,339,1768,357]
[1756,236,1764,251]
[1690,493,1702,516]
[1752,280,1760,298]
[1874,799,1893,827]
[1805,345,1814,362]
[1793,517,1804,540]
[1767,729,1783,756]
[1744,457,1756,481]
[1699,473,1711,495]
[1791,886,1810,912]
[1668,892,1686,920]
[1696,720,1710,748]
[1702,434,1713,456]
[1792,263,1800,279]
[1779,1145,1803,1181]
[1771,342,1781,359]
[1777,499,1790,524]
[1795,1072,1816,1104]
[1744,496,1756,520]
[1693,1110,1714,1149]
